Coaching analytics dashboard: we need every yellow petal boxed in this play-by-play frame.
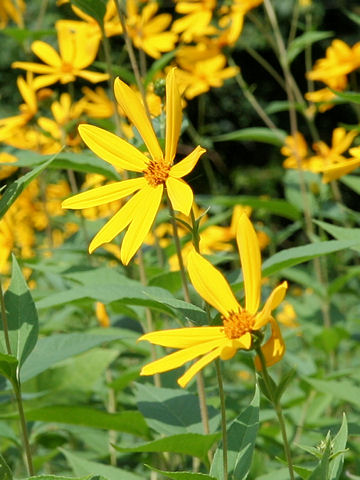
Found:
[121,184,163,265]
[187,249,241,316]
[114,77,163,162]
[236,214,261,315]
[170,145,206,178]
[254,318,285,370]
[88,188,145,253]
[178,346,223,388]
[139,326,225,348]
[78,70,110,83]
[12,61,57,74]
[62,177,146,209]
[166,177,193,215]
[165,69,182,164]
[321,158,360,183]
[79,124,148,172]
[140,338,224,377]
[17,77,37,114]
[31,41,61,67]
[255,281,288,329]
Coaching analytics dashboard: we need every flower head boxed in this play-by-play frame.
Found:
[139,214,287,387]
[62,69,205,264]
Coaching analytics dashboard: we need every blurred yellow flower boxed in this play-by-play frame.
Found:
[281,132,309,169]
[12,20,109,88]
[218,0,263,46]
[172,0,217,42]
[126,0,178,59]
[0,152,18,180]
[139,214,287,387]
[277,302,299,328]
[62,69,205,265]
[0,0,25,28]
[71,0,123,38]
[175,45,239,99]
[96,302,110,328]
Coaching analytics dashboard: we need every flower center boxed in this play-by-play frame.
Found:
[144,160,171,187]
[61,62,73,73]
[222,310,255,339]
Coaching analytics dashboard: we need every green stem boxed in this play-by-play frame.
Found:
[256,347,295,480]
[215,359,228,480]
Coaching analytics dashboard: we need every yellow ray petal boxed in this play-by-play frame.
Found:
[12,61,58,74]
[62,177,146,209]
[121,184,163,265]
[255,281,288,329]
[139,326,225,348]
[236,214,261,315]
[88,188,144,253]
[170,145,206,178]
[31,41,62,67]
[187,249,240,316]
[321,158,360,183]
[165,69,182,165]
[77,70,110,83]
[140,338,225,377]
[17,77,37,114]
[166,177,193,215]
[254,318,285,370]
[114,77,163,162]
[178,346,223,388]
[78,124,148,172]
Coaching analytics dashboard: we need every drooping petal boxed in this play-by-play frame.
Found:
[62,177,146,209]
[78,124,148,172]
[140,338,225,377]
[219,333,252,360]
[187,249,241,317]
[120,184,163,265]
[254,318,285,370]
[139,326,225,348]
[166,177,193,215]
[236,213,261,315]
[31,41,62,67]
[114,77,163,162]
[254,281,288,329]
[170,145,206,178]
[178,346,223,388]
[165,68,182,165]
[88,188,145,253]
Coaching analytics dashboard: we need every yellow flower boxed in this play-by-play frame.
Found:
[281,132,309,169]
[96,302,110,328]
[277,302,299,328]
[0,0,25,28]
[139,214,287,388]
[71,0,123,38]
[62,69,205,265]
[218,0,263,46]
[0,152,18,180]
[307,39,360,90]
[126,0,178,59]
[172,0,217,43]
[12,20,109,88]
[175,45,239,99]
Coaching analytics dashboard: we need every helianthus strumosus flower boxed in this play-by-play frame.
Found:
[139,214,288,388]
[62,69,205,264]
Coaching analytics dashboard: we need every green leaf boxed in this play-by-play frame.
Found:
[314,220,360,251]
[0,156,54,219]
[145,51,177,86]
[212,127,287,146]
[114,432,220,462]
[0,353,18,384]
[308,432,331,480]
[1,28,55,43]
[330,413,348,480]
[344,9,360,26]
[13,150,121,181]
[275,368,297,403]
[2,255,38,368]
[2,406,148,437]
[303,377,360,408]
[26,476,106,480]
[330,89,360,104]
[340,174,360,195]
[71,0,106,25]
[261,240,360,278]
[210,386,259,480]
[146,467,217,480]
[21,330,138,382]
[61,448,142,480]
[135,383,220,435]
[287,31,333,63]
[0,452,13,480]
